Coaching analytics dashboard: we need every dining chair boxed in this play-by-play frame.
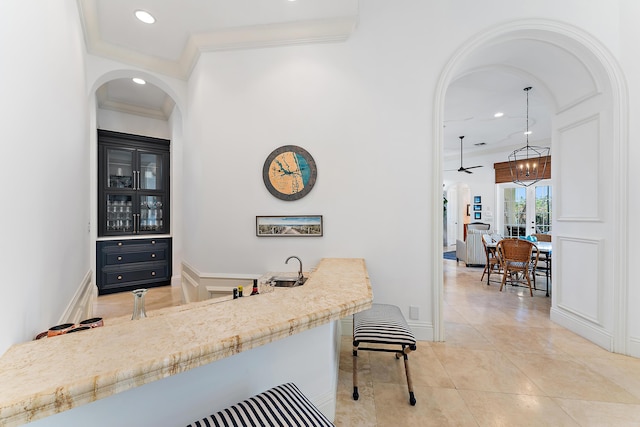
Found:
[496,238,539,296]
[481,234,502,285]
[532,233,552,242]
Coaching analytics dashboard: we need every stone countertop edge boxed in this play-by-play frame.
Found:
[0,258,373,427]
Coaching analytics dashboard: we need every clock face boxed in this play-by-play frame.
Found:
[262,145,317,201]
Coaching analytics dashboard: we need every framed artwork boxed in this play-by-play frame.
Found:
[262,145,317,201]
[256,215,323,237]
[474,212,482,220]
[474,196,481,204]
[473,204,482,211]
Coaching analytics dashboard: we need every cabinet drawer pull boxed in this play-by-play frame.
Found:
[117,256,123,261]
[151,253,156,258]
[151,271,156,276]
[117,275,123,280]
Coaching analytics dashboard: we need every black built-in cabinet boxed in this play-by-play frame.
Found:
[98,129,170,237]
[97,130,171,294]
[96,238,172,295]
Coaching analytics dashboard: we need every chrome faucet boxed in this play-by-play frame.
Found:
[285,256,303,282]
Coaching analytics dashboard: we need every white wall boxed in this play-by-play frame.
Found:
[619,0,640,355]
[182,9,437,337]
[0,0,89,355]
[96,109,171,140]
[178,0,639,344]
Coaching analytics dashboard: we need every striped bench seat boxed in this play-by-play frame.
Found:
[353,303,417,405]
[186,382,334,427]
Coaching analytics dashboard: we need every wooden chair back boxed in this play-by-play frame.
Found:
[532,233,552,242]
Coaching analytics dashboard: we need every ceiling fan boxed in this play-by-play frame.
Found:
[452,135,483,174]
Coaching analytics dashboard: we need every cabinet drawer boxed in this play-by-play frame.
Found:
[103,263,170,286]
[105,248,166,265]
[96,237,172,295]
[98,238,169,266]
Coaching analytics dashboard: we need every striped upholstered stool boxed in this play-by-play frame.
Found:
[186,382,334,427]
[353,303,417,405]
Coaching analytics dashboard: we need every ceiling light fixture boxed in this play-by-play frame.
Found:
[132,78,146,85]
[508,87,550,187]
[135,10,156,24]
[494,112,504,118]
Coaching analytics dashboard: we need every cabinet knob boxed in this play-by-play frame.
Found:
[117,242,123,246]
[117,275,123,280]
[151,271,156,276]
[151,253,156,258]
[151,240,156,244]
[117,256,122,261]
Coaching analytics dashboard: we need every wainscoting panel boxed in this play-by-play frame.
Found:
[556,114,601,221]
[556,237,603,325]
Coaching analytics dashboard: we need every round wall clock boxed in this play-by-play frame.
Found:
[262,145,317,201]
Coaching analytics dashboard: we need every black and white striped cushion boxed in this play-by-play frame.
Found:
[353,304,416,346]
[187,382,334,427]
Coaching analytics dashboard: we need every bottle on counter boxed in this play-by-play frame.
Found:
[250,279,259,295]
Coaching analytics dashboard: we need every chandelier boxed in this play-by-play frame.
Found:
[508,87,550,187]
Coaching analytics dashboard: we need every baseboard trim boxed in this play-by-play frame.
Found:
[59,270,96,324]
[550,306,613,351]
[627,336,640,358]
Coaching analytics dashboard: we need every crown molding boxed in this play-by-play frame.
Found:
[78,0,357,80]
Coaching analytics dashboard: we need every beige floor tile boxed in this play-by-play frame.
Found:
[335,378,377,427]
[459,389,579,427]
[374,383,478,426]
[439,322,496,351]
[572,355,640,400]
[554,398,640,426]
[478,324,565,355]
[432,347,545,395]
[505,352,640,403]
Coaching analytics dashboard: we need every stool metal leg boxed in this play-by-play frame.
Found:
[352,341,359,400]
[403,350,416,406]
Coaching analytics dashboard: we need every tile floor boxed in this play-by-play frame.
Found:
[334,259,640,426]
[94,260,640,426]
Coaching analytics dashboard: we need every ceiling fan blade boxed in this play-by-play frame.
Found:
[463,169,473,174]
[465,165,483,169]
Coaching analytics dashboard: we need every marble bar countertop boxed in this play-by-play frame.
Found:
[0,258,373,426]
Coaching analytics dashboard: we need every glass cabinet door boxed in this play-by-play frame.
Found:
[105,194,134,233]
[107,148,134,189]
[139,152,164,191]
[139,195,165,233]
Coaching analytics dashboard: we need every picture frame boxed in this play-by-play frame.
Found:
[473,204,482,211]
[474,212,482,220]
[256,215,323,237]
[474,196,481,204]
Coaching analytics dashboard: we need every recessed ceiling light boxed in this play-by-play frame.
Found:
[132,78,146,85]
[494,112,504,118]
[135,10,156,24]
[524,131,532,135]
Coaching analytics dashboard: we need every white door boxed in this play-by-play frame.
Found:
[498,180,552,237]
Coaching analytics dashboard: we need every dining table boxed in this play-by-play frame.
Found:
[485,238,552,297]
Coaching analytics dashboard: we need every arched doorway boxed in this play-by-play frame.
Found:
[433,20,629,355]
[87,70,186,296]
